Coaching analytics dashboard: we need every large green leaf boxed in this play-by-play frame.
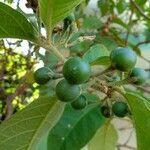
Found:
[98,0,109,16]
[135,0,147,7]
[39,0,83,35]
[126,92,150,150]
[95,36,117,51]
[83,44,109,64]
[0,2,39,42]
[0,96,65,150]
[88,121,118,150]
[82,16,103,30]
[98,0,114,16]
[47,105,105,150]
[116,0,128,14]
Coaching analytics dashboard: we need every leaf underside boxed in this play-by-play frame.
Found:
[0,96,65,150]
[126,92,150,150]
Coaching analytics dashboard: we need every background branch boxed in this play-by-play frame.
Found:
[130,0,150,20]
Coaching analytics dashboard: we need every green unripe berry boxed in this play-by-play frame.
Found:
[101,106,111,118]
[56,79,80,102]
[71,95,87,110]
[63,57,91,84]
[34,67,50,84]
[112,101,128,118]
[130,67,148,85]
[110,47,137,72]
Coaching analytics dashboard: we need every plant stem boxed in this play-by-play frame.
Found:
[130,0,150,20]
[50,44,66,63]
[40,37,66,63]
[135,40,150,48]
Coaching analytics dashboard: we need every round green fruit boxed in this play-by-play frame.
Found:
[71,95,87,110]
[101,106,111,118]
[63,57,91,84]
[130,67,148,85]
[110,47,137,72]
[34,67,50,84]
[112,101,128,118]
[55,79,80,102]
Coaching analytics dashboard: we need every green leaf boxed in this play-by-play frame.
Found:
[116,0,128,14]
[47,105,105,150]
[0,2,39,42]
[39,0,83,35]
[91,56,111,66]
[42,51,58,69]
[70,40,93,53]
[88,121,118,150]
[112,18,129,30]
[144,28,150,41]
[68,32,82,43]
[95,36,117,51]
[0,96,65,150]
[83,93,100,102]
[83,44,109,64]
[98,0,109,16]
[135,0,147,6]
[4,0,13,4]
[82,16,103,30]
[37,132,49,150]
[98,0,114,16]
[126,92,150,150]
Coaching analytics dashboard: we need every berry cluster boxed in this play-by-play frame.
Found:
[34,47,148,115]
[56,57,91,110]
[34,57,91,110]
